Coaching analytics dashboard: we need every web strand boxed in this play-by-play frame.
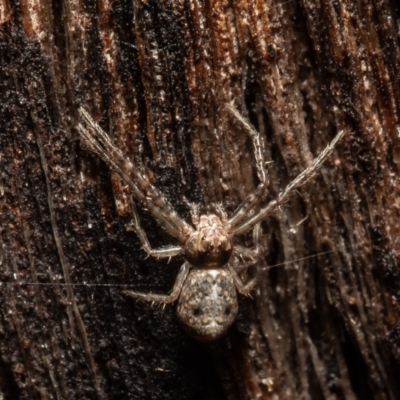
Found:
[0,282,139,288]
[0,249,338,287]
[260,249,337,272]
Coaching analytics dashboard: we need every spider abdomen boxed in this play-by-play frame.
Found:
[176,269,238,341]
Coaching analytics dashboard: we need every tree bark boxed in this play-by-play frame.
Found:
[1,0,400,399]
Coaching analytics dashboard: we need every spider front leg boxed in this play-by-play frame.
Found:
[123,262,190,304]
[129,200,183,259]
[232,129,346,236]
[78,107,194,243]
[225,105,270,228]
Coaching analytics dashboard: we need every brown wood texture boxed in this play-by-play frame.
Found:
[1,0,400,399]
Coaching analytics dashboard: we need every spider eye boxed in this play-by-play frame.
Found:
[201,236,206,241]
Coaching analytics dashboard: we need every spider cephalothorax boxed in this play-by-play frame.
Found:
[184,214,232,268]
[78,106,344,341]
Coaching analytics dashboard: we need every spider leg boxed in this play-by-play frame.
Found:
[229,223,261,294]
[227,261,258,295]
[232,129,346,236]
[189,202,200,226]
[234,223,261,272]
[225,105,269,228]
[234,246,258,262]
[210,203,228,222]
[77,108,194,243]
[123,262,190,304]
[129,200,182,258]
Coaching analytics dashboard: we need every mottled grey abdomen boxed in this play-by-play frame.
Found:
[176,269,238,341]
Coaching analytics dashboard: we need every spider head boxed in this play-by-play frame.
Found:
[184,214,232,268]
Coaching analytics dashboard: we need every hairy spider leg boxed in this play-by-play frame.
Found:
[225,105,270,229]
[232,129,346,236]
[210,203,228,222]
[78,122,185,241]
[123,262,191,304]
[233,222,262,269]
[128,200,183,258]
[78,108,194,243]
[227,223,262,295]
[189,202,201,226]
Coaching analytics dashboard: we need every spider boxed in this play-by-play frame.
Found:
[77,106,344,342]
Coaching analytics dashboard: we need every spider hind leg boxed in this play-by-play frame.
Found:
[124,262,190,304]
